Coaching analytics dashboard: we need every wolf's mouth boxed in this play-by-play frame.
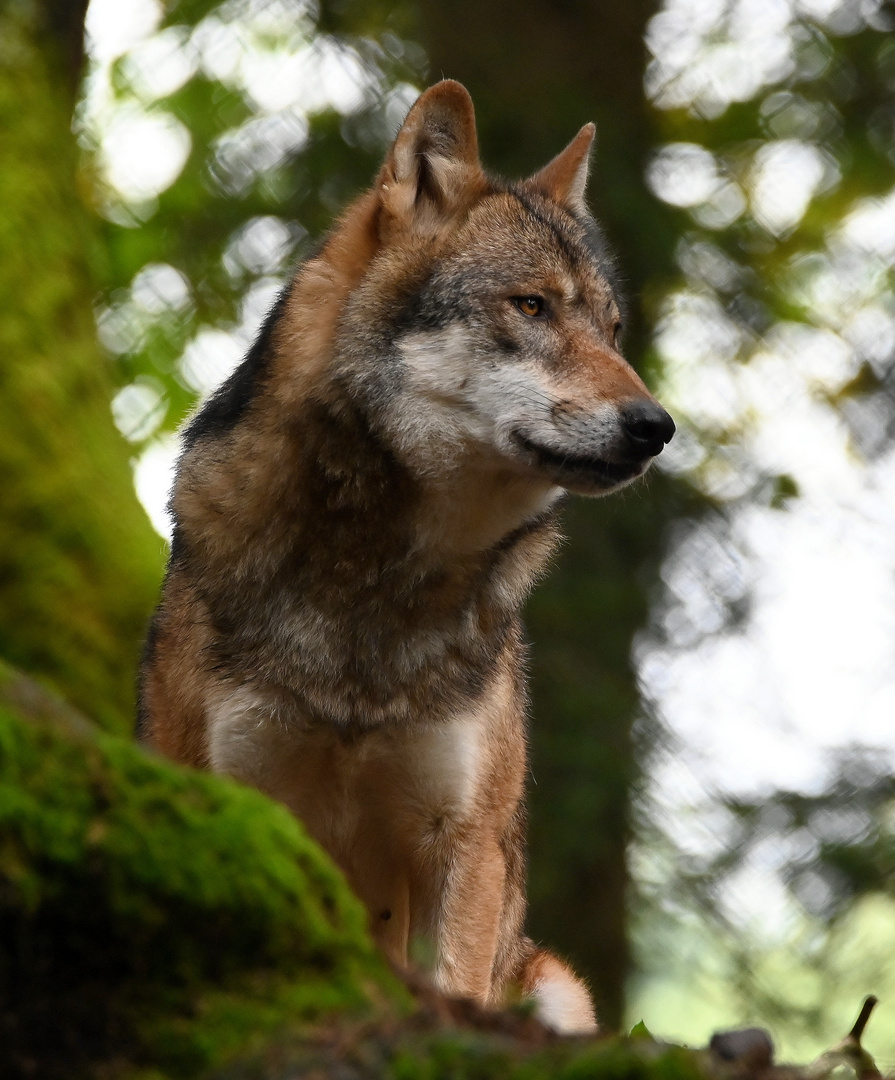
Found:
[511,431,644,488]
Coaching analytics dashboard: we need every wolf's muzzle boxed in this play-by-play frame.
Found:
[620,401,675,459]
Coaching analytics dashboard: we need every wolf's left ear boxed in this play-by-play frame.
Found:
[527,123,596,214]
[379,80,484,232]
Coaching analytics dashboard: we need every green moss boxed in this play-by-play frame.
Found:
[211,1023,709,1080]
[0,667,722,1080]
[0,684,404,1079]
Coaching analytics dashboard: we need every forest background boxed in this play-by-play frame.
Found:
[3,0,895,1065]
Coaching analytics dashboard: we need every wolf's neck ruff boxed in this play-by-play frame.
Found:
[178,383,559,731]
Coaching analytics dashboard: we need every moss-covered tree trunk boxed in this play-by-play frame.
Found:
[0,0,163,732]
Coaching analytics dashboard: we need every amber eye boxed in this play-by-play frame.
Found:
[514,296,544,318]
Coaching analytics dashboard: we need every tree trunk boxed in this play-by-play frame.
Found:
[0,0,163,733]
[414,0,681,1028]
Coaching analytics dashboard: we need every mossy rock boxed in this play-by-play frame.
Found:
[0,662,404,1079]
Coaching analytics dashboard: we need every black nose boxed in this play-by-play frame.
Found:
[620,401,675,458]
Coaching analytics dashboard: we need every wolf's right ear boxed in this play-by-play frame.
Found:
[378,81,484,235]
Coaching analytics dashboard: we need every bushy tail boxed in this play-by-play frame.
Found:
[515,941,598,1034]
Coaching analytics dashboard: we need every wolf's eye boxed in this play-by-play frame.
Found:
[514,296,544,318]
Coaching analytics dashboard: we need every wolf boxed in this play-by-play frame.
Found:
[139,80,674,1034]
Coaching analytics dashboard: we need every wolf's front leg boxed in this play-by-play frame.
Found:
[426,829,507,1003]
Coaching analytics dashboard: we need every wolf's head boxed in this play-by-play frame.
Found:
[329,81,674,499]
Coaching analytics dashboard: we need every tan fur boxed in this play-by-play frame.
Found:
[140,81,674,1035]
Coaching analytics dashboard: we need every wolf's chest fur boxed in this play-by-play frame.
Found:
[204,657,524,921]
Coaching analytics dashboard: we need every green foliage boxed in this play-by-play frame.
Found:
[0,663,401,1078]
[629,2,895,1046]
[721,752,895,920]
[644,8,895,492]
[86,0,426,439]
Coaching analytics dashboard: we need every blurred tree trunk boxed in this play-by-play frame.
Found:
[0,0,163,733]
[414,0,687,1029]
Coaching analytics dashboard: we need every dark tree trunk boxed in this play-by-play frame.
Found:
[414,0,681,1028]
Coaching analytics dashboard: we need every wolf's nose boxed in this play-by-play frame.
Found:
[621,401,676,458]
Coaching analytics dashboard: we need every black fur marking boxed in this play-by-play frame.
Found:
[492,507,559,556]
[512,431,641,485]
[168,525,188,567]
[492,332,520,354]
[182,285,291,449]
[135,608,163,741]
[507,187,588,270]
[391,269,473,337]
[134,696,149,742]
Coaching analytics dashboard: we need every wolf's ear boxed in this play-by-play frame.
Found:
[378,81,484,233]
[527,123,595,214]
